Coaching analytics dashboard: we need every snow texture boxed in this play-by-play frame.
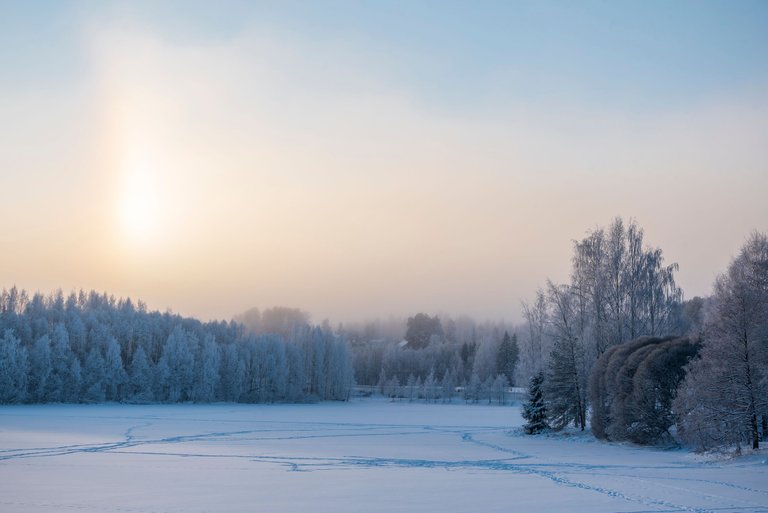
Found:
[1,400,766,513]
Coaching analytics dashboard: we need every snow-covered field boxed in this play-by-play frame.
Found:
[1,400,766,513]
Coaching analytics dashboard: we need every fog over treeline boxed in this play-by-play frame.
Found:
[0,216,765,453]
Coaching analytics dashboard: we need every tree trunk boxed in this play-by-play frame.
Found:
[751,412,760,449]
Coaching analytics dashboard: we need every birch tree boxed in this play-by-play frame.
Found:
[675,233,768,450]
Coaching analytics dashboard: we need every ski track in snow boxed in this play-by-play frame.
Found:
[1,406,766,513]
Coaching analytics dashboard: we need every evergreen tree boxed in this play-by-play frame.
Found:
[522,372,549,434]
[497,331,519,385]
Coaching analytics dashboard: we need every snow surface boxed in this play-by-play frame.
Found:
[1,400,766,513]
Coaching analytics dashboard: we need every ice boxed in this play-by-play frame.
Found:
[1,400,766,512]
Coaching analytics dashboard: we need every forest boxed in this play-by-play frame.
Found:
[0,217,766,453]
[0,296,353,404]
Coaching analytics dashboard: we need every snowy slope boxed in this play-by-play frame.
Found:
[0,400,766,513]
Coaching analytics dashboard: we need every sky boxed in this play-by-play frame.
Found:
[1,0,767,324]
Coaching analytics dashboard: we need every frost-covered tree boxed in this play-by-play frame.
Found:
[544,282,587,431]
[103,337,127,401]
[219,343,245,402]
[285,342,306,402]
[64,358,82,403]
[491,374,509,404]
[465,372,482,404]
[46,324,74,402]
[28,335,52,402]
[329,337,354,401]
[523,218,683,433]
[83,346,106,402]
[423,369,437,403]
[384,375,400,400]
[520,289,548,383]
[0,288,354,405]
[128,345,153,402]
[193,335,221,403]
[0,330,28,403]
[406,373,417,402]
[472,337,499,382]
[157,326,195,402]
[570,218,682,358]
[440,369,455,403]
[522,372,548,434]
[675,233,768,450]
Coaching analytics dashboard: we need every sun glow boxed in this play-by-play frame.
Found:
[118,156,162,246]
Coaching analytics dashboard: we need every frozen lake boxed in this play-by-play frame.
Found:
[1,401,766,513]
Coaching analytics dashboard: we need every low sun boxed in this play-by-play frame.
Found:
[118,161,161,246]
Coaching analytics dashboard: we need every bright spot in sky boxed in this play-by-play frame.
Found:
[118,159,161,246]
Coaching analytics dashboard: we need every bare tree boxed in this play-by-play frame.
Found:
[520,288,548,382]
[544,281,587,431]
[675,233,768,450]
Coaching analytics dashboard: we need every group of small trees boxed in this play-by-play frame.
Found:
[519,218,684,433]
[520,220,768,452]
[377,369,511,405]
[350,313,520,396]
[0,289,354,404]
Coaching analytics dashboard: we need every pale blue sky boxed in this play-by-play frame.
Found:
[4,1,768,108]
[1,1,766,323]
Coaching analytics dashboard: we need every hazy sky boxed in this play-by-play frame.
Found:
[1,1,767,324]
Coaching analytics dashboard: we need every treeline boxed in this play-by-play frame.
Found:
[520,218,768,452]
[347,314,520,401]
[0,290,353,404]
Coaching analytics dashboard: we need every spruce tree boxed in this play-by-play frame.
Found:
[522,372,549,434]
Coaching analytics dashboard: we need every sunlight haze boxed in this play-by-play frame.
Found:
[1,1,766,324]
